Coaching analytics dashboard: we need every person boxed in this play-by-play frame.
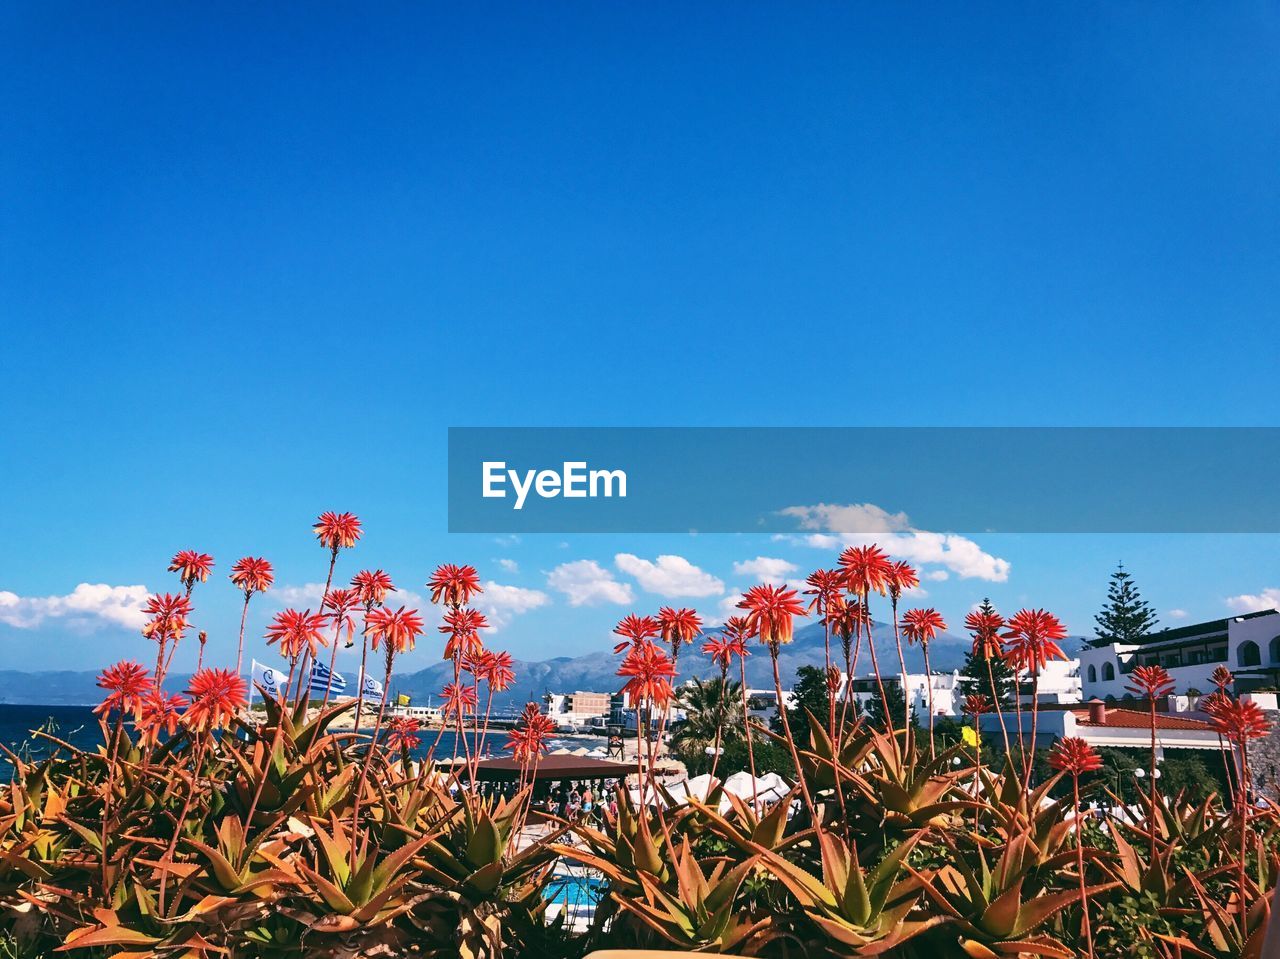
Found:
[581,786,595,821]
[567,783,582,820]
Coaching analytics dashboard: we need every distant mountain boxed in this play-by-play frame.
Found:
[0,619,977,710]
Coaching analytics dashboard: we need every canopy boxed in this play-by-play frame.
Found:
[471,754,635,782]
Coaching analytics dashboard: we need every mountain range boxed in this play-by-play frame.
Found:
[0,619,980,709]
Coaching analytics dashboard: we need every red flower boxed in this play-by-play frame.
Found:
[385,716,422,752]
[350,569,396,608]
[962,694,994,718]
[439,606,489,660]
[703,617,753,670]
[1048,736,1103,775]
[1126,664,1176,700]
[506,702,557,763]
[612,613,661,654]
[136,690,187,747]
[142,593,192,642]
[1211,699,1272,744]
[427,564,482,607]
[168,550,215,589]
[1001,608,1069,673]
[1200,690,1231,719]
[837,544,893,598]
[803,569,845,614]
[94,661,153,720]
[827,600,870,640]
[183,668,247,733]
[657,607,703,653]
[475,650,516,691]
[901,607,947,647]
[617,644,678,707]
[322,588,362,646]
[441,681,478,718]
[1210,666,1234,692]
[885,561,919,602]
[964,608,1006,658]
[265,608,329,660]
[313,511,362,551]
[230,557,274,595]
[737,584,807,647]
[365,605,426,655]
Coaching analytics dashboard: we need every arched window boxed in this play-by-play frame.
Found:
[1238,640,1261,668]
[1087,664,1097,683]
[1102,662,1115,681]
[1270,636,1280,663]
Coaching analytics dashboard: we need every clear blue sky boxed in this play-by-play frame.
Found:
[1,4,1277,675]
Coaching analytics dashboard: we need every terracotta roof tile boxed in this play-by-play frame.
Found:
[1072,707,1214,730]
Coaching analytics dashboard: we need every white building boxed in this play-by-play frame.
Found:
[979,699,1222,753]
[544,690,613,731]
[841,662,1082,721]
[1080,609,1280,701]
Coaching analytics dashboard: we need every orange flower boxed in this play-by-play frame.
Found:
[322,588,362,646]
[1001,608,1068,673]
[737,584,807,646]
[1212,699,1272,744]
[475,650,516,691]
[385,716,422,752]
[507,702,557,763]
[142,593,192,643]
[885,560,919,603]
[427,564,482,607]
[183,668,247,733]
[617,644,677,707]
[136,690,187,747]
[351,569,396,608]
[439,606,489,660]
[265,609,328,660]
[901,607,947,647]
[1126,664,1175,700]
[442,681,478,718]
[94,661,153,720]
[1048,736,1103,774]
[612,614,661,654]
[168,550,215,589]
[803,568,845,615]
[964,608,1006,657]
[313,511,362,551]
[962,694,994,717]
[827,600,870,641]
[837,544,892,598]
[365,605,425,655]
[1210,665,1234,692]
[230,556,274,595]
[657,606,703,655]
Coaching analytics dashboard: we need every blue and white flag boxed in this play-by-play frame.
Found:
[358,670,384,700]
[308,661,347,698]
[251,660,285,701]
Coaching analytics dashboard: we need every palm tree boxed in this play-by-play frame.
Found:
[673,676,744,769]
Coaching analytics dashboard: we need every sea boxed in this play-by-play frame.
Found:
[0,704,600,766]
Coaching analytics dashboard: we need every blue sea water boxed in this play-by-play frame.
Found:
[0,704,598,766]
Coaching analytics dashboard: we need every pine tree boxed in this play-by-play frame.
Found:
[1092,562,1159,647]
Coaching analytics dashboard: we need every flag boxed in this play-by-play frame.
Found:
[308,661,347,698]
[396,693,411,707]
[251,660,285,701]
[962,725,979,747]
[359,671,384,700]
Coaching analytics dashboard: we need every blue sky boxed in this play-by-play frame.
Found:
[1,5,1278,675]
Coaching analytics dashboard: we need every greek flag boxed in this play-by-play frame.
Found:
[251,660,285,701]
[358,670,384,700]
[309,661,347,698]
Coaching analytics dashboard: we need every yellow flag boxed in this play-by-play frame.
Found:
[962,725,978,746]
[396,693,411,707]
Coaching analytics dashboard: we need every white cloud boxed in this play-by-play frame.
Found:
[615,554,725,598]
[1167,608,1189,620]
[705,591,748,627]
[477,581,550,630]
[924,570,950,582]
[496,558,520,574]
[1226,589,1280,614]
[0,583,151,632]
[547,561,634,607]
[779,502,1010,582]
[732,556,798,582]
[274,582,425,609]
